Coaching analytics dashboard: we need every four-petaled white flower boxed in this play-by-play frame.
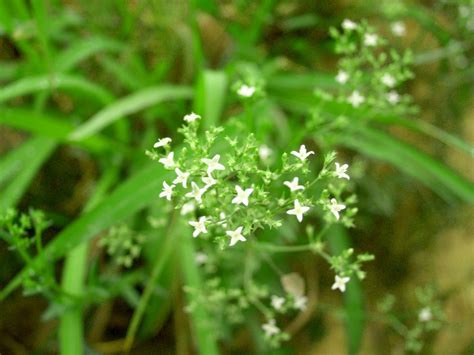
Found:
[336,70,349,84]
[287,199,310,222]
[259,145,273,161]
[291,145,315,162]
[185,182,206,203]
[271,295,285,310]
[262,319,280,337]
[232,185,254,206]
[159,152,175,169]
[237,84,256,97]
[418,307,432,322]
[364,33,378,46]
[332,275,350,292]
[328,198,346,220]
[387,91,400,104]
[153,137,172,148]
[173,168,190,188]
[284,177,305,192]
[183,112,201,123]
[335,163,350,180]
[391,21,406,36]
[201,174,216,188]
[159,181,174,201]
[188,216,208,238]
[202,154,225,174]
[381,73,396,88]
[342,19,357,30]
[226,226,246,246]
[348,90,365,107]
[181,201,196,215]
[294,295,308,311]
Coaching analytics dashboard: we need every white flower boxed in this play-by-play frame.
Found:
[231,185,254,206]
[290,145,315,162]
[185,182,206,203]
[418,307,432,322]
[183,112,201,123]
[173,168,190,188]
[332,275,350,292]
[259,145,273,161]
[201,174,216,188]
[158,152,175,169]
[294,295,308,311]
[202,154,225,175]
[195,252,208,265]
[336,70,349,84]
[262,319,280,337]
[226,226,246,246]
[348,90,365,107]
[237,84,256,97]
[153,137,172,148]
[387,91,400,104]
[271,295,285,310]
[342,19,357,30]
[286,199,310,223]
[218,212,228,227]
[284,177,305,191]
[391,21,406,36]
[159,181,174,201]
[364,33,378,46]
[181,201,196,215]
[381,73,396,88]
[335,163,350,180]
[188,216,208,237]
[328,198,346,220]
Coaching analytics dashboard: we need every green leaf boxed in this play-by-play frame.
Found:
[194,70,228,128]
[68,85,193,141]
[0,163,168,301]
[327,225,365,355]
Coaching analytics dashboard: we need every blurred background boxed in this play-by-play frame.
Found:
[0,0,473,354]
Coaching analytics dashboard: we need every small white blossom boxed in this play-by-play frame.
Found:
[284,177,305,192]
[218,212,228,227]
[342,19,357,31]
[336,70,349,84]
[294,295,308,311]
[153,137,172,148]
[364,33,378,46]
[202,154,225,175]
[181,201,196,215]
[290,144,315,161]
[183,112,201,123]
[381,73,396,88]
[332,275,350,292]
[226,226,246,246]
[287,199,310,223]
[262,319,280,337]
[195,252,208,265]
[335,163,350,180]
[173,168,190,188]
[232,185,254,206]
[158,152,175,169]
[185,182,206,203]
[188,216,208,237]
[259,145,273,161]
[201,174,217,188]
[348,90,365,107]
[418,307,432,322]
[387,91,400,104]
[391,21,406,36]
[328,198,346,220]
[159,181,174,201]
[237,84,256,97]
[271,295,285,311]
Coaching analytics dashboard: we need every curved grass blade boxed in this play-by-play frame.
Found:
[69,86,193,141]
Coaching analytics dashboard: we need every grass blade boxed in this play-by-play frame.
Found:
[194,70,228,128]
